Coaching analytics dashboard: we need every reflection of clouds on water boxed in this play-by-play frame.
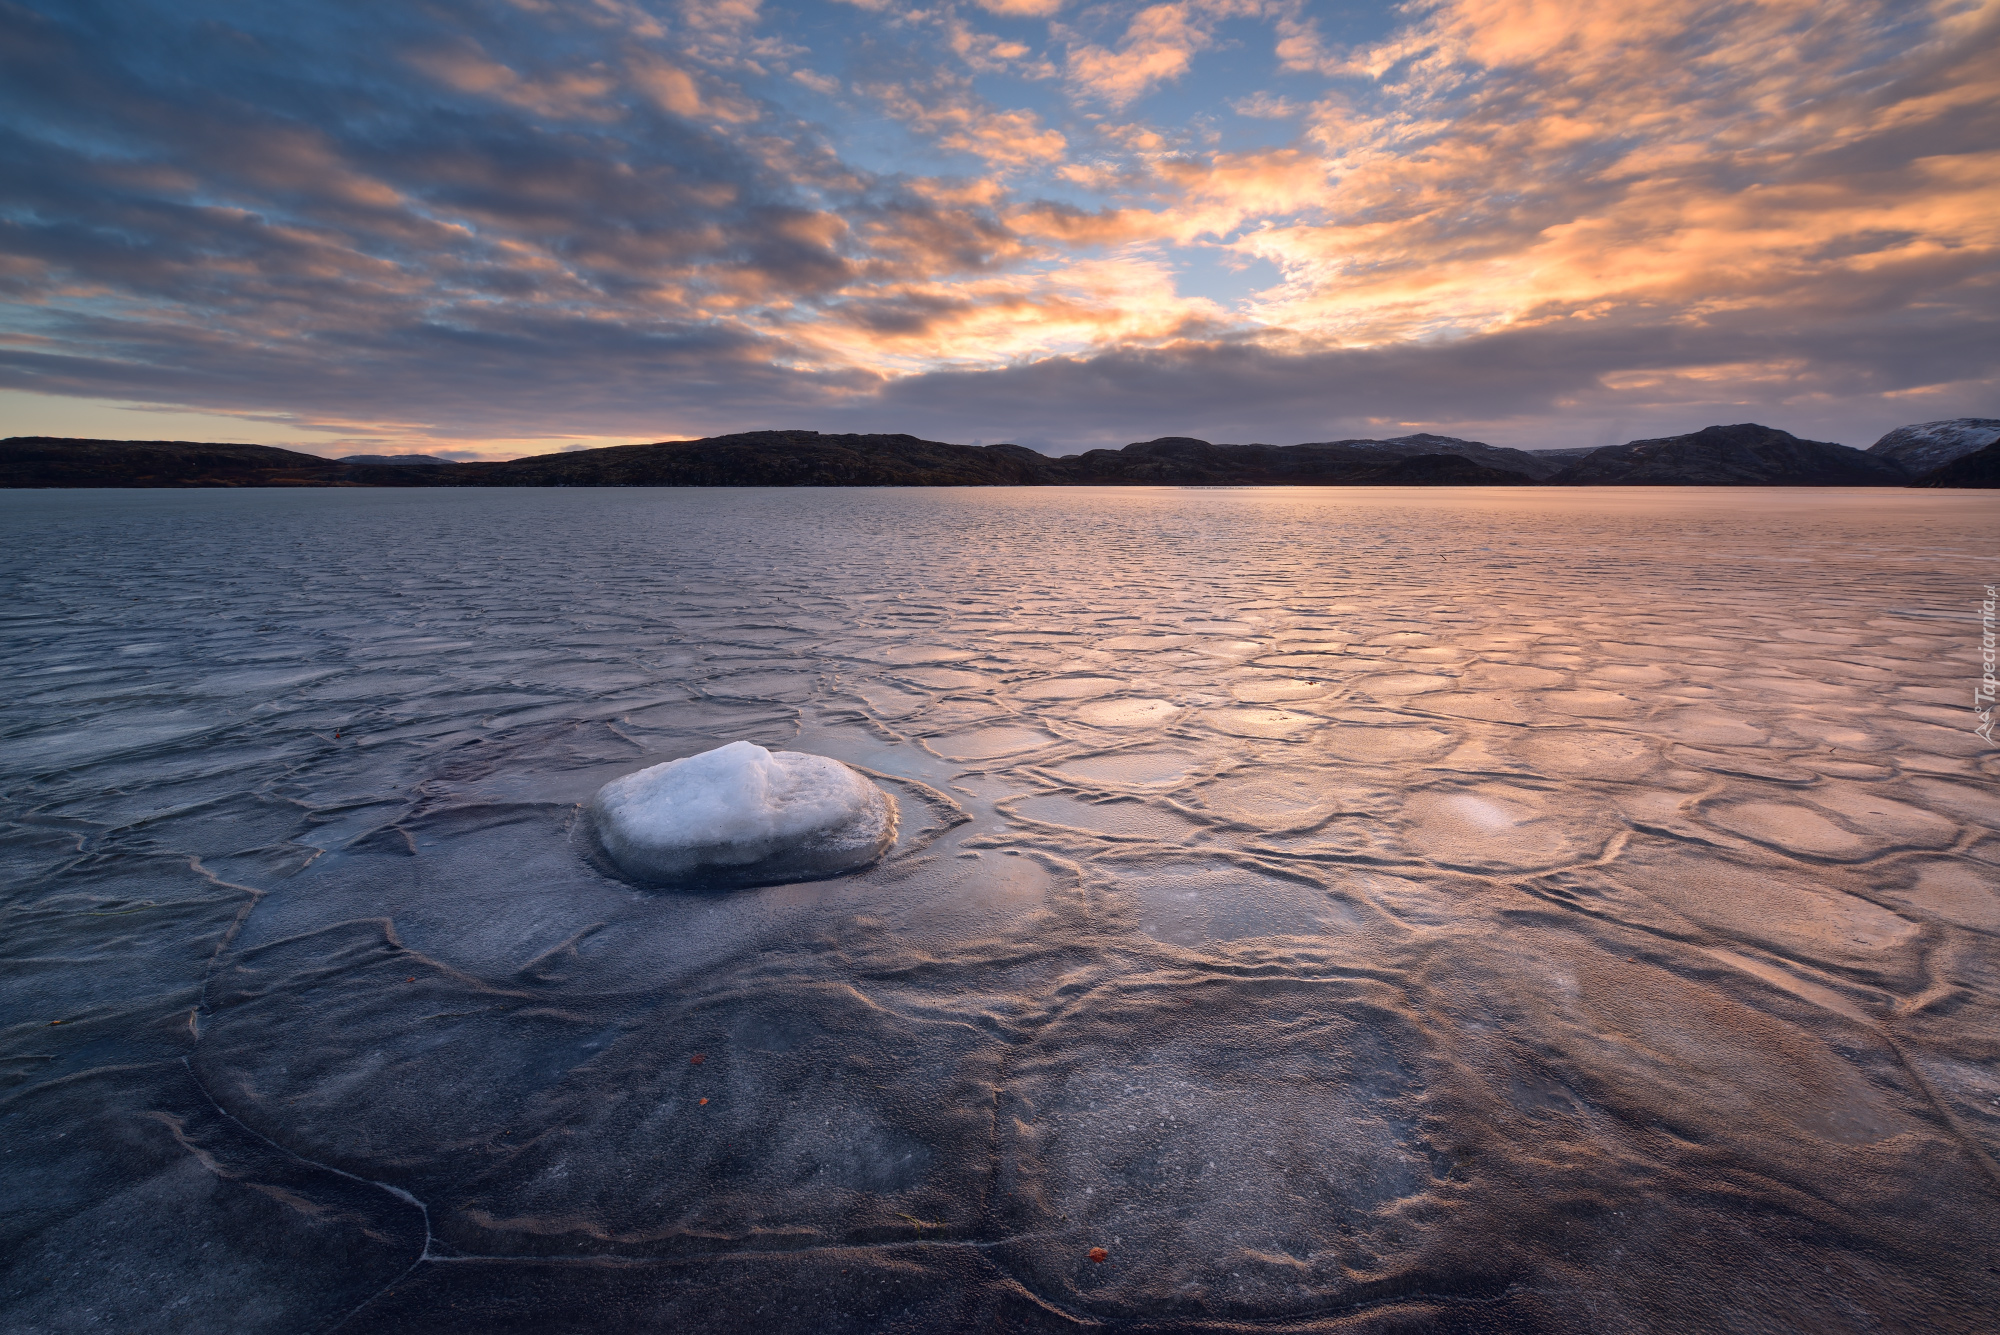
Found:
[2,487,1997,1331]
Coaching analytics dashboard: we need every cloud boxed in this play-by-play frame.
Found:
[1,0,1993,457]
[1231,92,1300,118]
[1056,0,1290,107]
[403,42,623,121]
[1220,0,2000,350]
[1033,0,1999,361]
[939,14,1054,77]
[1060,3,1213,108]
[973,0,1066,16]
[857,74,1069,167]
[865,304,2000,449]
[626,53,718,117]
[793,250,1228,370]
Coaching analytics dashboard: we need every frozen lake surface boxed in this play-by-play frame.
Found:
[3,486,1998,1333]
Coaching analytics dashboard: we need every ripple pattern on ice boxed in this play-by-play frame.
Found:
[3,486,1997,1331]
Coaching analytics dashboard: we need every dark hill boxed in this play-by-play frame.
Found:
[1047,436,1536,485]
[1550,424,1905,485]
[0,437,353,487]
[1289,433,1570,480]
[424,431,1050,487]
[1909,441,2000,488]
[1369,453,1538,485]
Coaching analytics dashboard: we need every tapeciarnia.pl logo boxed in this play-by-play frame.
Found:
[1977,584,1996,744]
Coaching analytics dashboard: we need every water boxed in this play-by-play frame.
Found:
[3,486,1997,1333]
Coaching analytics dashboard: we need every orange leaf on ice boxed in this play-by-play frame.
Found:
[1088,1247,1107,1264]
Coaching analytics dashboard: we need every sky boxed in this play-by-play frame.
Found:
[1,0,1995,459]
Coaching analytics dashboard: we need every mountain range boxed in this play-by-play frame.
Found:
[1866,418,2000,474]
[4,420,1995,488]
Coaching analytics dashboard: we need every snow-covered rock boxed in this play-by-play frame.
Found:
[589,741,895,886]
[1866,419,2000,475]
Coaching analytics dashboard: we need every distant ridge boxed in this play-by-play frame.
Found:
[416,431,1053,487]
[1053,434,1552,483]
[1548,424,1905,486]
[1866,419,2000,474]
[0,437,355,487]
[4,422,1988,488]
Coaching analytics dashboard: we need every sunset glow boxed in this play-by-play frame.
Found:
[2,0,1995,455]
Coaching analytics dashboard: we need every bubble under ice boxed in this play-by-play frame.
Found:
[589,741,895,885]
[2,486,1998,1334]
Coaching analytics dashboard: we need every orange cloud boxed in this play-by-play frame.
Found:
[794,251,1228,373]
[1046,0,2000,357]
[12,0,1994,451]
[404,43,622,120]
[1061,3,1212,107]
[973,0,1066,16]
[859,77,1069,168]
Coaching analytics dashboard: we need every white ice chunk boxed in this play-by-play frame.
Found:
[589,741,895,886]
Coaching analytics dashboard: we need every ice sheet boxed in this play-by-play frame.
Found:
[2,485,1997,1333]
